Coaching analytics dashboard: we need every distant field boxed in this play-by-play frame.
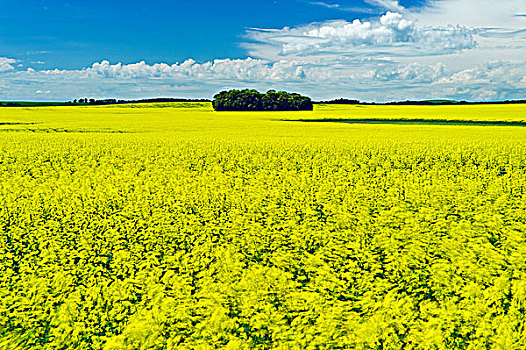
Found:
[1,103,526,349]
[2,102,526,132]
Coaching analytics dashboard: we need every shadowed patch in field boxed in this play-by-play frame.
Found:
[0,122,40,125]
[282,118,526,127]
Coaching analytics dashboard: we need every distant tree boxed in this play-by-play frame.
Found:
[89,99,95,104]
[320,98,360,104]
[213,89,312,111]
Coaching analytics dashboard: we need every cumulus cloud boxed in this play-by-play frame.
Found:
[414,0,526,66]
[373,62,447,82]
[245,12,476,60]
[245,0,526,67]
[0,57,17,72]
[437,61,526,87]
[0,57,524,102]
[235,0,526,101]
[0,58,318,100]
[36,58,312,82]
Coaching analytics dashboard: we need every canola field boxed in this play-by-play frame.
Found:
[1,103,526,349]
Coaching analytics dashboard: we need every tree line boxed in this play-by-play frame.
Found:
[213,89,313,111]
[68,98,211,105]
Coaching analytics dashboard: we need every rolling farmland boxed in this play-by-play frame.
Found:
[1,103,526,349]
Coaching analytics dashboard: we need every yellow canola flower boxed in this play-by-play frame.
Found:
[0,102,526,349]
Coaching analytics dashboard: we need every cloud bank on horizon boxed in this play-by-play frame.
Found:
[1,0,526,101]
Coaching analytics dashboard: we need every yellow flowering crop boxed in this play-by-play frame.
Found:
[1,103,526,349]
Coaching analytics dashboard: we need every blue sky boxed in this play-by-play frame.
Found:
[0,0,525,101]
[1,0,424,68]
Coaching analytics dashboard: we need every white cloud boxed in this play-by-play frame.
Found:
[363,0,405,13]
[415,0,526,29]
[245,12,476,60]
[0,58,17,72]
[0,58,318,100]
[308,1,379,14]
[373,62,447,82]
[37,58,311,82]
[0,57,524,102]
[236,0,526,101]
[310,1,340,9]
[437,61,526,86]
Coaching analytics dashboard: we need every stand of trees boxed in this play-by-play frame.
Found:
[68,98,211,105]
[317,98,361,104]
[213,89,313,111]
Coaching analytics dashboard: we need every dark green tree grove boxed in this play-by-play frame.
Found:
[213,89,313,111]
